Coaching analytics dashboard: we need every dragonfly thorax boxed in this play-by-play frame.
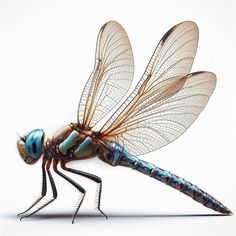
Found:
[48,124,98,160]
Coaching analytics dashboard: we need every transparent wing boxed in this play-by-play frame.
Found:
[137,21,199,93]
[100,21,198,131]
[98,21,215,155]
[78,21,134,128]
[99,72,216,155]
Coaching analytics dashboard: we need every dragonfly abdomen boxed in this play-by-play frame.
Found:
[105,142,231,215]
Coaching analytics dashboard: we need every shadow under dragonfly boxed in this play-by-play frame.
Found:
[14,212,227,220]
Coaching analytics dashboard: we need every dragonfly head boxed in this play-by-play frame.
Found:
[17,129,45,165]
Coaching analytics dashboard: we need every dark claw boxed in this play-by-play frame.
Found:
[98,209,108,219]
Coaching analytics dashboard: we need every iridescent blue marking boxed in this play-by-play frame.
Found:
[74,136,92,157]
[182,182,198,196]
[205,198,217,208]
[169,176,185,189]
[154,169,172,183]
[25,129,44,159]
[194,191,208,203]
[107,142,139,166]
[59,130,79,155]
[124,153,139,164]
[138,161,156,175]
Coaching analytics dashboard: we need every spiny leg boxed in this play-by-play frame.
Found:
[18,158,47,216]
[20,159,57,220]
[53,160,86,224]
[61,161,107,219]
[95,181,107,219]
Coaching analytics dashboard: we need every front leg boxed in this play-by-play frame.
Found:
[18,157,47,217]
[61,161,107,219]
[19,158,57,220]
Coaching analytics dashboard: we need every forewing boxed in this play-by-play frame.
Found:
[99,72,216,155]
[98,21,215,155]
[139,21,198,93]
[100,21,199,132]
[78,21,134,128]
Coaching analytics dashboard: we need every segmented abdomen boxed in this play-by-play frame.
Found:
[106,142,231,215]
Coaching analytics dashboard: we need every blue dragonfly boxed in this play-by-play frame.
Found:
[17,21,232,223]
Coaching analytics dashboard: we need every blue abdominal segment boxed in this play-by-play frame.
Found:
[106,142,232,215]
[59,130,79,155]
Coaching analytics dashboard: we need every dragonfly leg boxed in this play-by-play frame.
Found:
[18,157,47,216]
[20,158,57,220]
[53,160,86,224]
[61,161,108,219]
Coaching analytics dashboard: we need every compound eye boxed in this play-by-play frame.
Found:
[25,129,44,159]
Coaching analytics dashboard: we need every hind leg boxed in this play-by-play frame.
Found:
[61,161,107,219]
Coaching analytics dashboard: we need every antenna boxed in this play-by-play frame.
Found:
[15,131,26,142]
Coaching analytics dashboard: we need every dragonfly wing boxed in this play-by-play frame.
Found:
[99,72,216,155]
[98,21,215,155]
[138,21,199,91]
[78,21,134,128]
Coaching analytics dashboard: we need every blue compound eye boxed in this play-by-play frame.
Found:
[25,129,44,159]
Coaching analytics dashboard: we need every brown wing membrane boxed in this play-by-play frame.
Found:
[78,21,134,128]
[98,21,216,155]
[99,72,216,155]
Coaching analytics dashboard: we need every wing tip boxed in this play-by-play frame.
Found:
[187,71,217,94]
[178,20,199,30]
[160,24,178,45]
[189,71,217,80]
[160,20,199,46]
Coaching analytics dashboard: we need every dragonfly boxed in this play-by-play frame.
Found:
[17,21,232,223]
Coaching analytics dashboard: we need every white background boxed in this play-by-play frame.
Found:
[1,0,236,235]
